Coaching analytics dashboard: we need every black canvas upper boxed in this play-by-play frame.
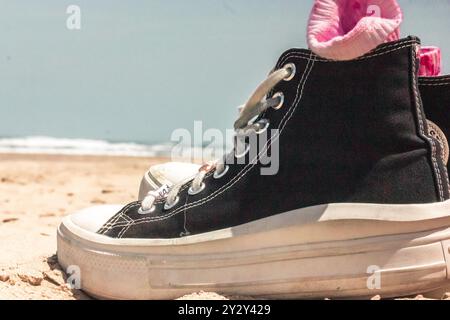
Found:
[98,37,450,239]
[419,75,450,173]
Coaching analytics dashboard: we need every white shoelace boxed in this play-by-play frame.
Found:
[139,63,296,214]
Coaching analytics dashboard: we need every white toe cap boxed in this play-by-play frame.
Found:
[68,205,124,233]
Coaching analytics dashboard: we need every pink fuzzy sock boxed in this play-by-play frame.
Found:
[308,0,403,60]
[419,46,441,77]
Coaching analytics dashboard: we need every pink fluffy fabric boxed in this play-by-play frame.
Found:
[419,46,441,77]
[308,0,403,60]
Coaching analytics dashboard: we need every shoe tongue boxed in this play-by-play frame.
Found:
[308,0,403,60]
[418,46,441,77]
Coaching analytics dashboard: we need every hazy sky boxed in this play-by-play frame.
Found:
[1,0,449,143]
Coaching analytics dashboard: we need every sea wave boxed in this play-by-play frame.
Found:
[0,136,229,160]
[0,136,174,157]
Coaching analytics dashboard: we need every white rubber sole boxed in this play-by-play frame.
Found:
[57,201,450,300]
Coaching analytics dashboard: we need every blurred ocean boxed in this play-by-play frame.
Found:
[1,0,449,156]
[0,136,173,157]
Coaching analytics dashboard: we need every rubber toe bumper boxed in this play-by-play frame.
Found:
[68,205,124,233]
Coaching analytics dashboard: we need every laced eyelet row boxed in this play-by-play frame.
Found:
[139,63,297,214]
[164,164,230,205]
[233,78,288,160]
[271,62,294,109]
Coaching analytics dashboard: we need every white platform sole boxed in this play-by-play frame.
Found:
[57,201,450,300]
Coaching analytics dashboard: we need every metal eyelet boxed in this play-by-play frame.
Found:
[138,206,156,215]
[272,92,285,110]
[188,183,206,196]
[283,63,296,81]
[235,144,250,158]
[164,196,180,210]
[255,121,270,134]
[214,165,229,179]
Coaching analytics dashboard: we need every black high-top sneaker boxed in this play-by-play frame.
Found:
[419,76,450,169]
[57,37,450,300]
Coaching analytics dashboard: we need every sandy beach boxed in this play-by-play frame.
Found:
[0,153,449,300]
[0,154,156,299]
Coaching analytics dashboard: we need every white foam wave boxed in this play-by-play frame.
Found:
[0,136,173,157]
